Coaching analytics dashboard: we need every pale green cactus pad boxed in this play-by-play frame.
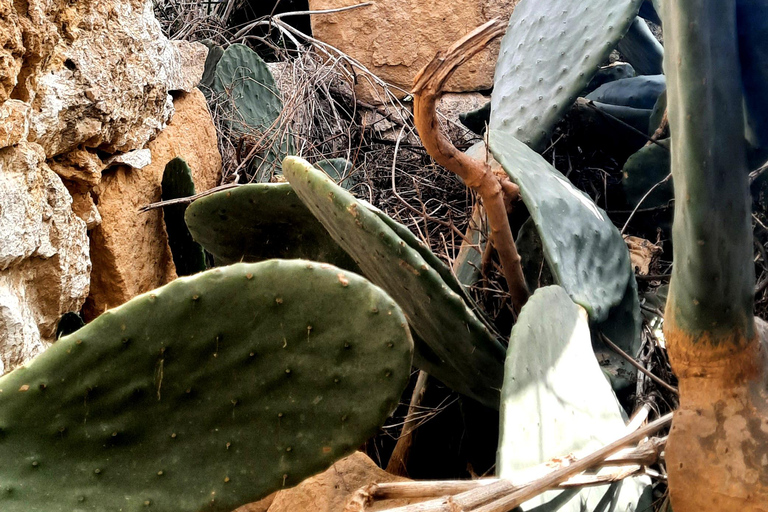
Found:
[490,0,644,151]
[498,285,650,511]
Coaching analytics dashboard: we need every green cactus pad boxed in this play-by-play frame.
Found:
[490,0,644,151]
[315,158,358,190]
[498,285,650,511]
[586,75,666,110]
[161,158,207,276]
[516,217,554,292]
[184,183,359,271]
[211,44,291,179]
[622,139,672,209]
[489,132,633,324]
[616,17,664,76]
[0,260,412,512]
[584,62,636,95]
[199,41,224,92]
[638,0,662,24]
[737,2,768,162]
[283,156,505,408]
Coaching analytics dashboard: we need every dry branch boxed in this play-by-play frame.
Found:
[412,19,530,313]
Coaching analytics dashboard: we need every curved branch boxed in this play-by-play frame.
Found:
[412,19,530,313]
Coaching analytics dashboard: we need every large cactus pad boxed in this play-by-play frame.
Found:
[184,183,359,271]
[283,156,505,408]
[0,260,412,512]
[491,0,643,151]
[489,132,634,326]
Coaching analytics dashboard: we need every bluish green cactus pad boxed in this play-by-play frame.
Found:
[315,158,358,190]
[616,17,664,76]
[489,132,633,324]
[498,285,650,511]
[184,183,359,271]
[283,156,505,408]
[161,157,207,276]
[586,75,666,110]
[490,0,644,151]
[0,260,412,512]
[212,44,291,179]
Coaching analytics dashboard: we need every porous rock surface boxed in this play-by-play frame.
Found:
[0,142,90,374]
[0,0,211,372]
[241,451,420,512]
[3,0,205,158]
[84,89,221,320]
[307,0,520,102]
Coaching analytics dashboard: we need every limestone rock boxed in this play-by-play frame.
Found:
[4,0,206,156]
[47,148,105,188]
[308,0,520,103]
[261,452,418,512]
[0,142,90,374]
[0,100,30,148]
[83,89,221,320]
[0,2,23,104]
[438,93,489,142]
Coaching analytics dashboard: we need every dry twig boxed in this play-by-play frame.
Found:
[412,19,530,313]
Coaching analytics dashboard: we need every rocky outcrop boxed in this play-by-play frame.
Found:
[0,142,90,374]
[307,0,520,103]
[84,89,221,320]
[0,0,210,372]
[254,452,418,512]
[4,0,205,158]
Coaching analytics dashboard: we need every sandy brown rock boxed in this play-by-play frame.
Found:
[6,0,206,157]
[0,100,30,149]
[258,452,418,512]
[308,0,520,103]
[0,2,23,103]
[47,148,105,187]
[235,493,277,512]
[0,142,90,374]
[83,89,221,320]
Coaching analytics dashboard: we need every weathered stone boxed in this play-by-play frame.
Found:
[308,0,520,103]
[61,180,101,230]
[47,148,105,187]
[7,0,207,157]
[0,142,90,374]
[0,100,30,149]
[235,493,276,512]
[0,2,23,104]
[83,89,221,320]
[438,93,490,142]
[104,149,152,170]
[259,452,418,512]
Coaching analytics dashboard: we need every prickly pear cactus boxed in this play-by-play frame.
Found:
[584,62,637,95]
[498,286,650,511]
[211,44,291,180]
[184,183,359,271]
[315,158,357,190]
[199,41,224,92]
[490,0,644,151]
[737,2,768,162]
[283,156,505,408]
[622,138,672,210]
[586,75,666,110]
[616,17,664,75]
[516,217,554,292]
[0,260,412,512]
[161,157,207,276]
[488,132,634,327]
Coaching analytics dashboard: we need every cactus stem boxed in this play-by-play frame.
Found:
[413,20,530,313]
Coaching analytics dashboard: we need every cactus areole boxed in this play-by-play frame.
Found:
[663,0,768,509]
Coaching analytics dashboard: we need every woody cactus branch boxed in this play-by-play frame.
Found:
[662,0,768,509]
[412,19,530,313]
